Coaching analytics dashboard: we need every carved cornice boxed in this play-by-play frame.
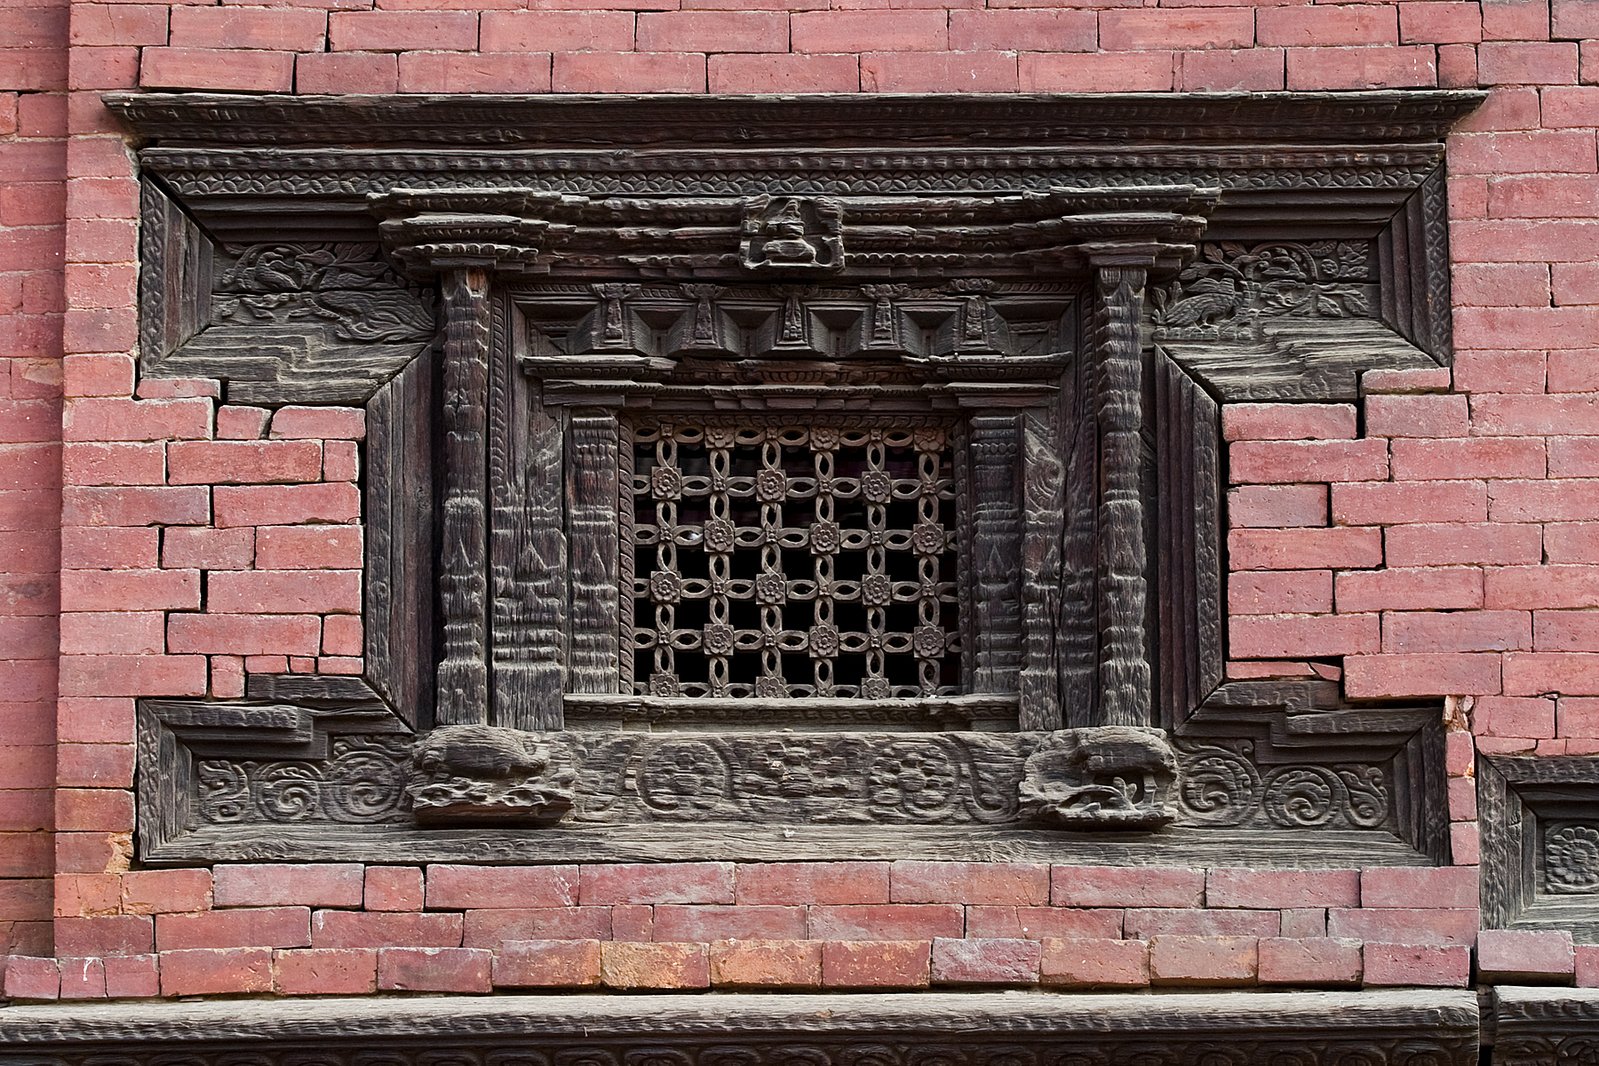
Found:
[104,91,1486,149]
[1493,988,1599,1065]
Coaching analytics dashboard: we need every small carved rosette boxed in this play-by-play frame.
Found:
[407,725,576,824]
[1018,727,1179,831]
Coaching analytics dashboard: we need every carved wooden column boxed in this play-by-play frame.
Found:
[1088,246,1157,728]
[436,267,493,724]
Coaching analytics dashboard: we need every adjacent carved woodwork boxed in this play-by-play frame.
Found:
[1481,754,1599,940]
[0,990,1480,1066]
[1493,988,1599,1066]
[114,92,1483,866]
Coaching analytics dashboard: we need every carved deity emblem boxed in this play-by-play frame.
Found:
[740,196,844,273]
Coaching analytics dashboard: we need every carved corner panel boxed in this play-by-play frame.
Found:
[114,91,1482,866]
[1481,755,1599,942]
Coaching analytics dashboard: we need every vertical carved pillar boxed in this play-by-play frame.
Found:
[436,267,492,724]
[1092,261,1154,727]
[566,410,622,695]
[1019,409,1065,729]
[968,415,1022,698]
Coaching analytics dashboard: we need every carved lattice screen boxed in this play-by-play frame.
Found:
[626,418,961,701]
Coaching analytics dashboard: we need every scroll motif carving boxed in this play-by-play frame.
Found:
[213,243,433,343]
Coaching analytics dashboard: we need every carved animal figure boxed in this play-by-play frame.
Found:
[413,724,546,779]
[1018,726,1178,830]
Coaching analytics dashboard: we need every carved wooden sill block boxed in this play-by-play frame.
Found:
[1018,726,1177,830]
[408,725,576,824]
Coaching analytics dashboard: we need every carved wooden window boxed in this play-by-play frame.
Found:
[120,93,1480,866]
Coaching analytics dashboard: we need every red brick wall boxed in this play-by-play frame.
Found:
[1,0,1598,1001]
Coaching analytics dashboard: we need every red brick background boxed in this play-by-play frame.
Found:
[2,0,1598,1000]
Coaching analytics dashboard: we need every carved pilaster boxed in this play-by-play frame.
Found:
[1092,261,1154,728]
[1019,409,1065,729]
[968,415,1022,697]
[436,268,492,724]
[566,410,622,695]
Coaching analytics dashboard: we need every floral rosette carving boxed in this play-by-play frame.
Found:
[1546,823,1599,893]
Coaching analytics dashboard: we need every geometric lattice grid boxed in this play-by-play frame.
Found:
[625,418,961,699]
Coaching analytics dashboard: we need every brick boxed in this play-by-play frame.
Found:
[396,53,553,94]
[157,906,310,951]
[1555,262,1599,305]
[708,940,824,990]
[168,7,328,51]
[1260,6,1396,46]
[1280,909,1329,939]
[553,52,706,92]
[1285,45,1435,90]
[1037,937,1148,989]
[214,863,364,908]
[377,947,492,993]
[1257,937,1362,986]
[55,915,152,957]
[254,526,363,571]
[62,442,163,486]
[1148,935,1258,986]
[1561,698,1599,737]
[1337,568,1484,613]
[600,942,709,990]
[931,937,1040,985]
[1052,865,1203,908]
[1479,40,1580,83]
[295,53,400,95]
[1326,907,1479,946]
[809,904,964,941]
[322,615,363,656]
[162,528,254,570]
[494,939,603,988]
[364,867,423,911]
[1389,523,1543,568]
[1545,88,1599,130]
[1385,610,1532,654]
[1020,51,1175,92]
[821,939,930,989]
[273,947,377,995]
[1227,527,1383,570]
[636,11,786,51]
[1391,438,1545,480]
[62,486,209,527]
[736,861,889,905]
[1453,262,1552,307]
[791,10,946,52]
[426,864,578,909]
[99,958,157,1003]
[1489,567,1599,610]
[1227,485,1328,528]
[1477,929,1575,982]
[1344,654,1502,698]
[1400,2,1483,42]
[581,862,733,904]
[963,906,1122,941]
[651,905,806,943]
[1176,48,1286,91]
[861,52,1019,93]
[60,612,164,655]
[270,407,365,440]
[463,907,612,948]
[1580,945,1599,988]
[1221,572,1336,613]
[167,441,323,485]
[890,861,1047,905]
[1366,394,1471,438]
[1231,439,1388,483]
[1505,653,1599,696]
[1205,869,1360,909]
[160,947,272,996]
[167,615,323,656]
[1489,177,1599,223]
[58,957,107,1000]
[120,869,213,915]
[329,12,477,51]
[141,48,294,92]
[1554,0,1599,36]
[1229,613,1379,658]
[61,527,158,570]
[949,10,1095,51]
[70,6,170,47]
[213,483,360,527]
[480,11,635,51]
[708,53,860,92]
[1363,943,1470,987]
[1224,404,1358,444]
[1492,480,1599,523]
[312,910,462,948]
[3,956,58,1000]
[1553,351,1599,393]
[207,571,361,615]
[1125,909,1280,939]
[60,654,208,698]
[1100,9,1254,49]
[1544,610,1599,651]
